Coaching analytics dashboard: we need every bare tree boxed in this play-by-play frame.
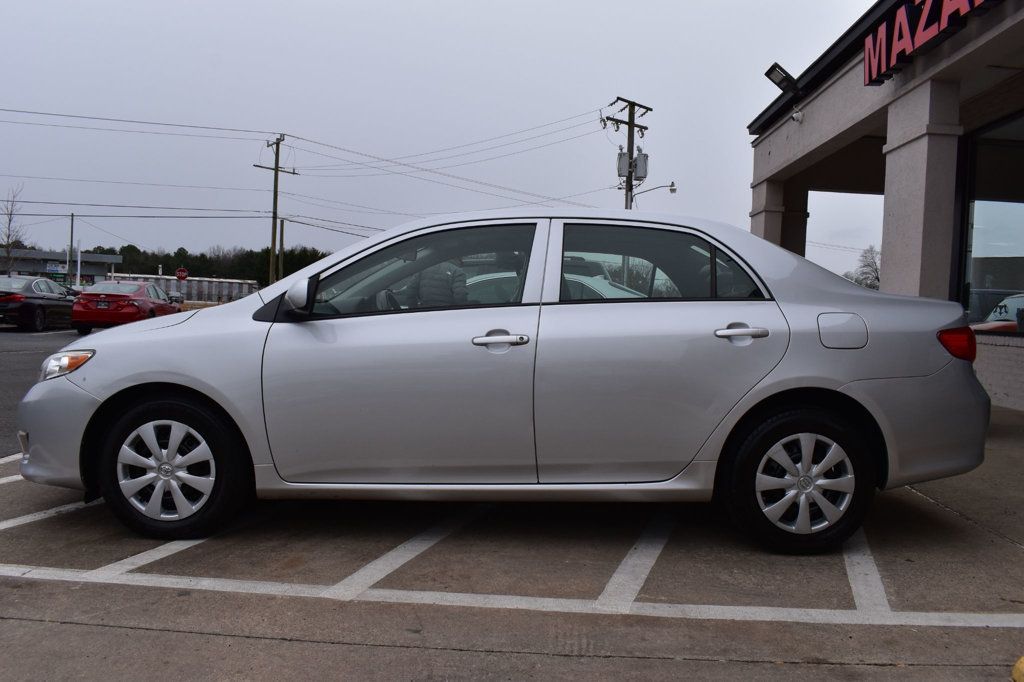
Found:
[843,245,881,290]
[1,185,25,275]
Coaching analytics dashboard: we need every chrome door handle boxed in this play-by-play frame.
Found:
[472,334,530,346]
[715,327,769,339]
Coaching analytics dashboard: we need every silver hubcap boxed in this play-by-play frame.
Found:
[755,432,855,535]
[116,420,216,521]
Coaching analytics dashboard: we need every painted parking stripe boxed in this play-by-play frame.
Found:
[595,510,675,613]
[85,539,209,577]
[0,474,23,485]
[0,454,22,465]
[1,563,1021,629]
[842,528,891,612]
[0,500,101,532]
[320,506,484,600]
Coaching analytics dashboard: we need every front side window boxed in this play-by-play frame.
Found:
[313,224,535,317]
[560,224,764,302]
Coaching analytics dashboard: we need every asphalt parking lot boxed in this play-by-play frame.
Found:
[0,325,1022,679]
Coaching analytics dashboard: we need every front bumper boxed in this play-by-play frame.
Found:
[841,360,990,489]
[17,376,101,490]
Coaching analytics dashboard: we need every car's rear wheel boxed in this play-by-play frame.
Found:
[98,398,252,538]
[721,407,876,553]
[21,307,45,332]
[74,324,92,336]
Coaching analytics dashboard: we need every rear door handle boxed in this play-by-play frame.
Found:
[472,334,530,346]
[714,327,769,339]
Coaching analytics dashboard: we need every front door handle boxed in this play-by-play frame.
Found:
[472,334,530,346]
[714,327,769,339]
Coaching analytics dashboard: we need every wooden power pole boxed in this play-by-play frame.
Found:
[604,97,652,209]
[254,135,298,284]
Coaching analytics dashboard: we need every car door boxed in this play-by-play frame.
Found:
[261,220,547,483]
[534,220,790,483]
[34,279,66,324]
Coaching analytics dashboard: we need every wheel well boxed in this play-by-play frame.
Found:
[714,388,889,494]
[79,382,254,497]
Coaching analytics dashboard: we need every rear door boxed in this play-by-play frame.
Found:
[534,220,790,483]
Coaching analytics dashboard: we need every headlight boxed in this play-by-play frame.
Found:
[39,350,94,382]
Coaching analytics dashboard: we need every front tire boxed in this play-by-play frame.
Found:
[98,398,252,538]
[721,407,876,553]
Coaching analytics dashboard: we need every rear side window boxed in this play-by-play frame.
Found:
[560,224,764,302]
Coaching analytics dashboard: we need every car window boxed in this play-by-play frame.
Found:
[313,224,535,317]
[155,287,169,301]
[32,280,48,294]
[88,282,142,294]
[560,224,764,302]
[466,274,520,305]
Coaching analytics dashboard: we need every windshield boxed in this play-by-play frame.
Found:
[985,297,1024,322]
[87,282,141,294]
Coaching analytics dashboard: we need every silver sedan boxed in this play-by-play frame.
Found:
[17,210,990,552]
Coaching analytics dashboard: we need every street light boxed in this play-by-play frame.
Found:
[765,62,798,93]
[629,181,676,208]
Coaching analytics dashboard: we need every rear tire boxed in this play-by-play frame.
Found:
[74,325,92,336]
[20,307,46,332]
[720,407,876,554]
[97,398,252,539]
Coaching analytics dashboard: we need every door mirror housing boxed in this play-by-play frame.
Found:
[284,276,317,318]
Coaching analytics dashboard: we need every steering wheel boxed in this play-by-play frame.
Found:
[374,289,402,311]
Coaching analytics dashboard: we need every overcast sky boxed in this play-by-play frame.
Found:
[2,0,882,274]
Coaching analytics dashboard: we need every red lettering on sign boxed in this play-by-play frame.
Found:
[939,0,972,31]
[864,24,889,86]
[914,0,940,47]
[891,6,916,63]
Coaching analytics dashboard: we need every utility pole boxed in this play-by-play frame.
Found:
[604,97,652,209]
[66,213,74,276]
[254,135,298,284]
[278,218,285,281]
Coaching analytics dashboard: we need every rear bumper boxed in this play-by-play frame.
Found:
[0,302,31,324]
[17,376,100,490]
[72,307,145,326]
[840,360,990,489]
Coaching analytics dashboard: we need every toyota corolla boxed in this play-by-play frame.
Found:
[17,210,990,552]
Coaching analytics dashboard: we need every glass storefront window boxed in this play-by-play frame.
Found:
[964,112,1024,334]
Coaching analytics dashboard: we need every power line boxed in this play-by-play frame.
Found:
[281,191,423,218]
[18,213,265,219]
[294,119,598,170]
[284,142,593,208]
[0,172,266,193]
[0,106,277,135]
[76,218,146,249]
[299,129,602,177]
[281,217,379,239]
[806,240,865,253]
[18,199,269,213]
[0,119,264,142]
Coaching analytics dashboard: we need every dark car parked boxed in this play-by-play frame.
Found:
[0,276,75,331]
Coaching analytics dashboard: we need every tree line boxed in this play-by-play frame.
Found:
[84,244,330,286]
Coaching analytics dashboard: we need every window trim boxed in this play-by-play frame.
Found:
[544,219,773,304]
[282,219,549,323]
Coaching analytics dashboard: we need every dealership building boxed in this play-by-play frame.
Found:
[749,0,1024,408]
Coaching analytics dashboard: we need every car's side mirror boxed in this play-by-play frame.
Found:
[284,276,317,318]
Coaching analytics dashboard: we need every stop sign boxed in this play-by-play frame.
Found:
[175,267,188,281]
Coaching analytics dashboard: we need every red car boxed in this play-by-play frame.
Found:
[73,280,181,335]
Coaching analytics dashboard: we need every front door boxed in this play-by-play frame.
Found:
[534,221,790,483]
[262,221,546,483]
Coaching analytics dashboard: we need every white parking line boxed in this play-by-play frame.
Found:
[0,474,24,485]
[595,511,675,613]
[1,453,22,464]
[842,528,891,612]
[85,539,209,578]
[0,500,101,531]
[320,506,483,600]
[1,563,1021,629]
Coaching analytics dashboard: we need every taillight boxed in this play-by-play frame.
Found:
[0,294,25,302]
[937,326,976,363]
[127,300,141,308]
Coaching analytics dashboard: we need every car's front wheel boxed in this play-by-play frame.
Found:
[721,407,876,553]
[98,398,252,538]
